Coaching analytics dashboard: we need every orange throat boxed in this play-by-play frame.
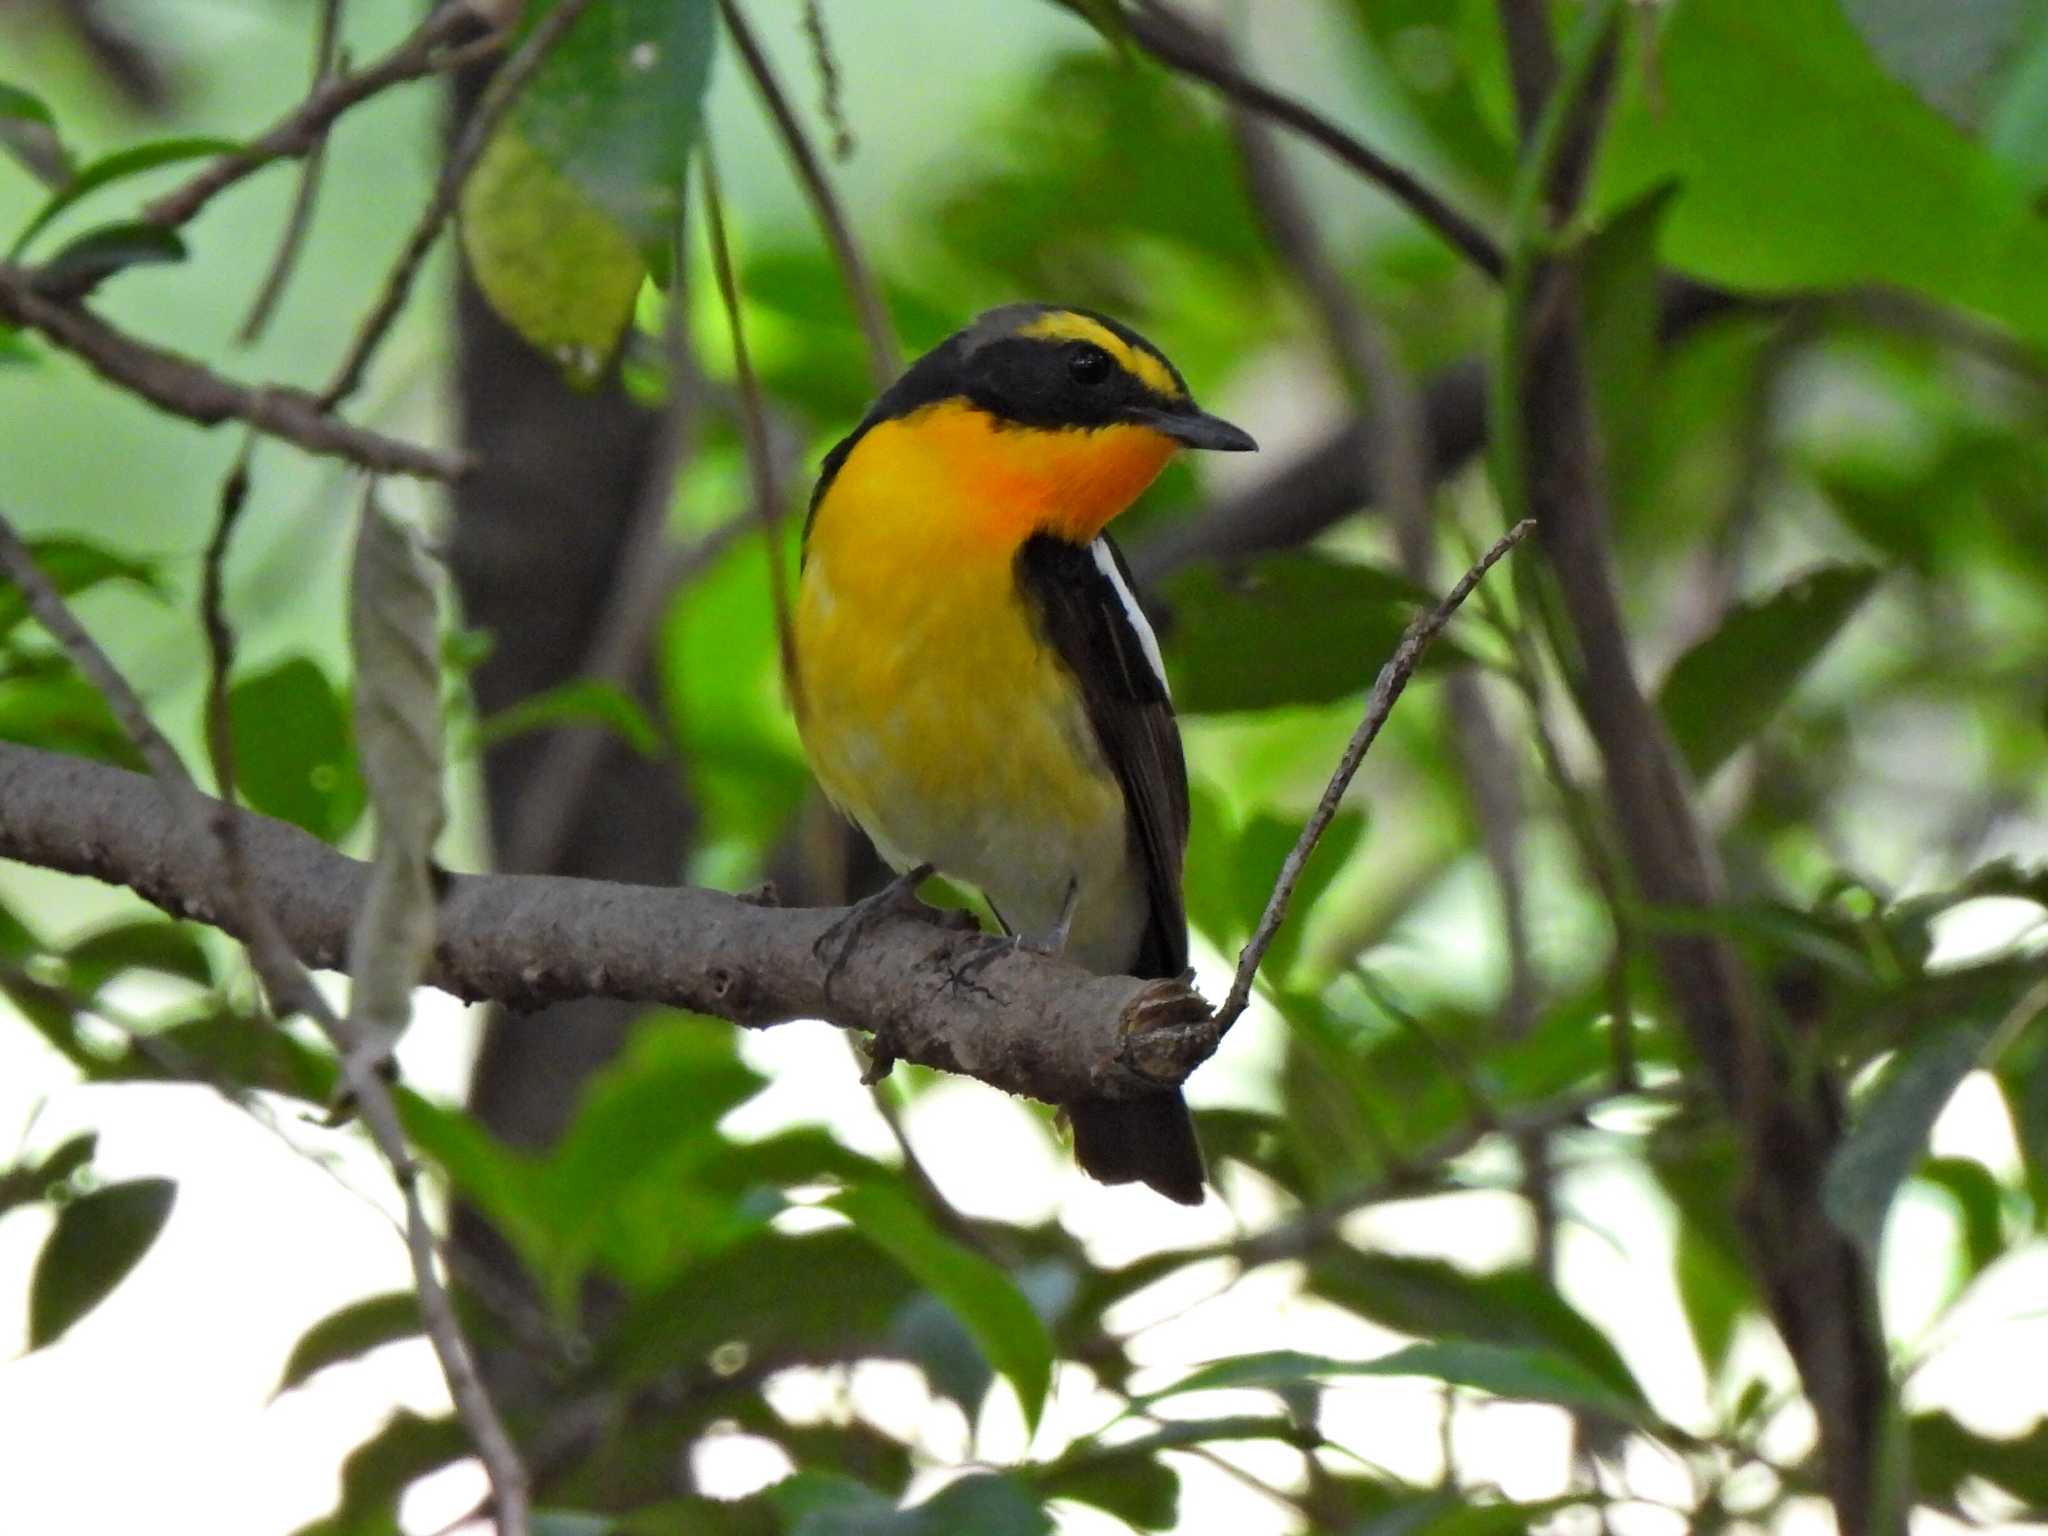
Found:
[836,402,1179,551]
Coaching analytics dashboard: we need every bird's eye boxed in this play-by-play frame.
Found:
[1067,343,1114,386]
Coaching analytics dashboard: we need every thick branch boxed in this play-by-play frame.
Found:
[0,741,1217,1104]
[0,264,466,479]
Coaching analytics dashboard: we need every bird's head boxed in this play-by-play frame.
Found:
[807,304,1256,551]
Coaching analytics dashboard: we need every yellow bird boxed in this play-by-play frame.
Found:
[793,304,1256,1204]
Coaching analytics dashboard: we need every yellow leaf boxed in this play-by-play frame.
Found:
[458,127,646,388]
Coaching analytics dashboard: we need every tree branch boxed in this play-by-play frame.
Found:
[0,263,467,479]
[1492,5,1893,1528]
[720,0,900,389]
[1215,520,1534,1032]
[1126,0,1505,280]
[140,2,496,232]
[0,520,530,1531]
[0,741,1219,1105]
[319,0,602,412]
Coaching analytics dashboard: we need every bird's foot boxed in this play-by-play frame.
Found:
[947,880,1080,992]
[814,862,942,993]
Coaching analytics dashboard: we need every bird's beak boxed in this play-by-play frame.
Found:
[1130,403,1259,452]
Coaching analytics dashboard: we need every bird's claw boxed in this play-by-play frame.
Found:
[814,862,941,993]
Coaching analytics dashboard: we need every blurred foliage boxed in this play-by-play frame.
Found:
[3,0,2048,1534]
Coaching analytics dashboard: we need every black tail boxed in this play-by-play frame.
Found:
[1068,1091,1205,1205]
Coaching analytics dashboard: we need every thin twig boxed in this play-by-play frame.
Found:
[700,139,798,694]
[0,513,210,830]
[799,0,854,160]
[1126,0,1505,281]
[1215,520,1536,1033]
[0,513,531,1533]
[0,265,465,478]
[720,0,898,388]
[142,2,495,231]
[198,486,533,1533]
[1210,10,1540,1041]
[237,0,348,344]
[319,0,601,411]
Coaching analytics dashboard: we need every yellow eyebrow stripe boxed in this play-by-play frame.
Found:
[1018,311,1186,400]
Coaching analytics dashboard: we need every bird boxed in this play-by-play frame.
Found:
[791,303,1257,1204]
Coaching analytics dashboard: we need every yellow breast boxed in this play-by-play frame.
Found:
[793,406,1148,901]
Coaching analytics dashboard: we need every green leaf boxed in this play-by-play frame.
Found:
[9,136,238,257]
[274,1292,423,1398]
[479,675,662,756]
[772,1472,897,1535]
[1911,1408,2048,1507]
[0,322,34,367]
[0,81,72,187]
[0,1131,95,1218]
[228,656,366,841]
[1145,1340,1652,1425]
[65,918,213,991]
[830,1184,1055,1432]
[291,1411,468,1536]
[911,1476,1050,1536]
[1824,1025,1985,1257]
[532,1514,619,1536]
[0,657,144,769]
[1656,562,1880,779]
[34,220,186,293]
[1308,1253,1646,1409]
[508,0,716,265]
[459,126,647,386]
[1040,1450,1179,1529]
[1596,0,2048,346]
[29,1177,176,1347]
[1673,1217,1747,1380]
[772,1472,1050,1536]
[1232,809,1366,978]
[1345,0,1517,193]
[0,537,159,644]
[532,1017,769,1298]
[1162,554,1462,714]
[1920,1155,2007,1279]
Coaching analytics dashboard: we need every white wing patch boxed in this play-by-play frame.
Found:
[1090,538,1169,698]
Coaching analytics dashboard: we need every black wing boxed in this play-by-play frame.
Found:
[1015,531,1189,979]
